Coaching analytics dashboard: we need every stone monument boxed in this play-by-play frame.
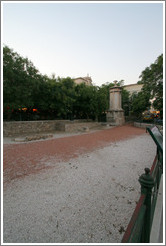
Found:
[106,80,125,125]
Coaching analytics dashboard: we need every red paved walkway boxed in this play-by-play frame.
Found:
[3,125,145,185]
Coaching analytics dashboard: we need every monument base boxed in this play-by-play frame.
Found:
[106,109,125,126]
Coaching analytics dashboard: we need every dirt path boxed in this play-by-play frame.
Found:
[4,125,145,185]
[3,129,156,243]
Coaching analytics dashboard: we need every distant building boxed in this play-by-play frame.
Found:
[123,83,143,95]
[73,76,92,86]
[123,83,158,113]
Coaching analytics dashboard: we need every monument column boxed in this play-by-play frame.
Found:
[106,81,125,125]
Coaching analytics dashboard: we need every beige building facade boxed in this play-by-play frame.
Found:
[123,83,143,95]
[73,76,92,86]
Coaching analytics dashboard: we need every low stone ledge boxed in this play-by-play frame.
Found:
[3,120,100,137]
[134,122,154,128]
[64,122,99,133]
[4,120,57,137]
[134,122,163,131]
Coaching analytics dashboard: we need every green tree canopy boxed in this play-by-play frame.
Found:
[4,45,162,121]
[3,45,42,110]
[130,92,151,117]
[129,54,163,118]
[138,54,163,114]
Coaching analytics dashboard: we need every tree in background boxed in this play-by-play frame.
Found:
[129,92,151,118]
[73,83,97,120]
[137,54,163,117]
[3,45,162,121]
[122,89,130,116]
[3,45,43,120]
[56,77,76,119]
[96,85,109,121]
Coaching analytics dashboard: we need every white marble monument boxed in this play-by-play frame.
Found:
[106,81,125,125]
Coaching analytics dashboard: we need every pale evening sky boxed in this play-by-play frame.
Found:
[2,1,164,86]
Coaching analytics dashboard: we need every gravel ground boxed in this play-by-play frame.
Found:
[3,128,156,244]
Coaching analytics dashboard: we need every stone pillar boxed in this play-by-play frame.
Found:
[106,82,125,125]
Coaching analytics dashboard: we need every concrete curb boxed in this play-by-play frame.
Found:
[150,175,163,243]
[134,122,154,128]
[134,122,163,132]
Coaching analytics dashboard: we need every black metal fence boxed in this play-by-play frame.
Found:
[121,126,163,243]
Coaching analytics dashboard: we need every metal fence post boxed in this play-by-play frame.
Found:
[139,168,155,242]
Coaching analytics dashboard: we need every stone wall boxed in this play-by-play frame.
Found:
[134,122,154,128]
[4,120,57,137]
[134,122,163,131]
[3,120,99,137]
[65,122,99,132]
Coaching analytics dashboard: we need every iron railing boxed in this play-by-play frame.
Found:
[121,126,163,243]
